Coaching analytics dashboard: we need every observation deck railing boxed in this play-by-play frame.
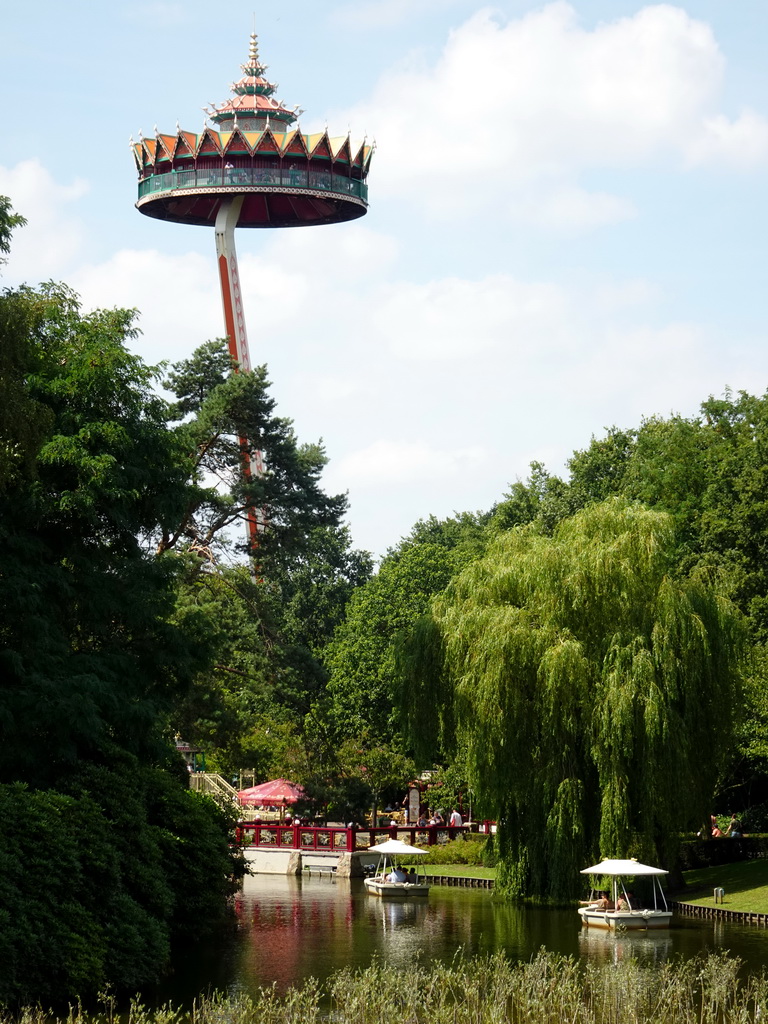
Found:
[138,168,368,203]
[236,822,475,852]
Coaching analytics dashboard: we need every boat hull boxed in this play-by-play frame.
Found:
[578,907,672,930]
[364,877,430,899]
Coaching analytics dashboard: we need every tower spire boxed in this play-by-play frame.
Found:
[247,31,260,73]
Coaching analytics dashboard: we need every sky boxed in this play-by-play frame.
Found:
[3,1,768,558]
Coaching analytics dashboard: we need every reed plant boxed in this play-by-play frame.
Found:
[0,951,764,1024]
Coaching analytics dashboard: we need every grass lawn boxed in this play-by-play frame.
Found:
[419,864,497,879]
[679,858,768,913]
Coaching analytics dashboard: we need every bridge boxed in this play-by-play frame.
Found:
[189,773,483,876]
[237,821,479,877]
[237,820,474,852]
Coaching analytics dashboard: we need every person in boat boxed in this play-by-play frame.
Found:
[387,866,407,883]
[615,894,630,912]
[579,890,613,910]
[407,868,419,883]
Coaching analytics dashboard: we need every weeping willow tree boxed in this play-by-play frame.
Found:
[401,499,745,899]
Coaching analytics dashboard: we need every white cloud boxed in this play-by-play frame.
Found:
[592,279,658,312]
[71,248,221,367]
[262,222,399,283]
[341,3,768,223]
[63,236,736,473]
[0,160,89,281]
[579,321,707,411]
[686,109,768,167]
[509,185,637,230]
[296,372,365,405]
[329,438,489,488]
[374,275,568,361]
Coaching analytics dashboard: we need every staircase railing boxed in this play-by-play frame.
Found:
[190,772,241,810]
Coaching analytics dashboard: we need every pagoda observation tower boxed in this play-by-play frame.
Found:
[132,33,373,549]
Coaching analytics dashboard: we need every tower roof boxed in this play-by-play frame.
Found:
[203,33,300,130]
[133,31,373,230]
[131,128,373,174]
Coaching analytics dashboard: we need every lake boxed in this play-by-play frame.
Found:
[160,875,768,1003]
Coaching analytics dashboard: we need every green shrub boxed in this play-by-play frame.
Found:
[403,835,490,866]
[0,751,240,1005]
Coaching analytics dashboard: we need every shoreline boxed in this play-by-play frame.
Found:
[671,900,768,926]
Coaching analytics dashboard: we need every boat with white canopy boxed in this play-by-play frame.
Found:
[578,859,672,930]
[364,839,430,899]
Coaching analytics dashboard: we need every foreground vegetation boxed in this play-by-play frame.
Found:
[5,952,766,1024]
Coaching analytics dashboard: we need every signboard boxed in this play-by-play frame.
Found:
[407,786,420,824]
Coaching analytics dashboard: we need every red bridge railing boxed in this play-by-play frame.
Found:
[236,823,476,852]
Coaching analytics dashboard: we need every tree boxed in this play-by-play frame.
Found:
[565,397,768,636]
[284,730,415,825]
[0,286,54,492]
[171,552,379,779]
[0,754,239,1005]
[402,499,745,899]
[566,427,637,506]
[162,347,374,773]
[0,224,239,1001]
[0,282,208,782]
[161,340,348,566]
[0,196,25,269]
[566,397,768,813]
[324,514,487,744]
[490,461,579,535]
[170,561,326,777]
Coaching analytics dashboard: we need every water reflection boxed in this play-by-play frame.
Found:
[577,927,674,966]
[365,898,431,968]
[163,875,768,1005]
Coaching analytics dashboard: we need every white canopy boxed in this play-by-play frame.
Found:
[581,859,668,876]
[369,839,428,856]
